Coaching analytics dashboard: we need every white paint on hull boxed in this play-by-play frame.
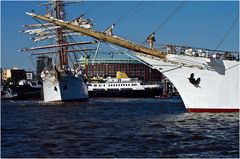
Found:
[43,74,88,102]
[136,53,239,110]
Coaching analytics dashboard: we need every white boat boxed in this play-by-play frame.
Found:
[41,69,88,102]
[26,12,240,112]
[136,53,239,112]
[88,72,162,97]
[22,1,91,102]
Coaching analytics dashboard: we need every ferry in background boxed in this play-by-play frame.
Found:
[88,72,163,97]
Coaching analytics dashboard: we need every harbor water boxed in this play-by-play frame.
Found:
[1,97,239,158]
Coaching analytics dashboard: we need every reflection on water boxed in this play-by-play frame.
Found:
[1,96,239,158]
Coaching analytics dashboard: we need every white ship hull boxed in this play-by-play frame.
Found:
[136,53,239,112]
[42,74,88,102]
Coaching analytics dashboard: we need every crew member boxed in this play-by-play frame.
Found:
[104,24,115,36]
[146,32,156,49]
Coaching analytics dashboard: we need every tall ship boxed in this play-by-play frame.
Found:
[21,1,94,102]
[25,3,239,112]
[88,71,163,97]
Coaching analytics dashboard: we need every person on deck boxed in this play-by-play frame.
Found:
[146,32,156,49]
[104,24,115,36]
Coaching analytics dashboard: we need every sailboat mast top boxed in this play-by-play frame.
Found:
[26,12,166,59]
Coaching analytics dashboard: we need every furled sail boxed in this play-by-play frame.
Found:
[21,26,60,34]
[31,32,83,42]
[23,23,55,28]
[21,14,93,44]
[20,41,97,51]
[26,12,166,59]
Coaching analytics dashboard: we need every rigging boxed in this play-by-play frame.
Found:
[103,1,144,35]
[152,1,186,33]
[113,1,143,26]
[28,16,96,67]
[143,1,186,45]
[184,6,238,48]
[215,15,239,50]
[82,1,107,16]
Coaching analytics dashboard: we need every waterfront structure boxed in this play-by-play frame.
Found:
[77,57,163,82]
[2,68,26,83]
[29,13,239,112]
[1,69,11,81]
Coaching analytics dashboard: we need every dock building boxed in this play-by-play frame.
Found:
[2,67,26,84]
[77,58,163,82]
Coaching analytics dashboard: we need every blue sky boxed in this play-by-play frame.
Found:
[1,1,239,70]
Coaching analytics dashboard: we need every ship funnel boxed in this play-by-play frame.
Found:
[116,71,128,79]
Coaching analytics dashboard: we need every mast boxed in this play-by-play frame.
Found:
[54,0,68,68]
[26,12,166,59]
[21,2,97,70]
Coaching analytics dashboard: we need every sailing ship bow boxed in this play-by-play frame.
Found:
[26,12,166,59]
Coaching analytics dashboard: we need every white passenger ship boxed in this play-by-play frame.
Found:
[88,72,162,97]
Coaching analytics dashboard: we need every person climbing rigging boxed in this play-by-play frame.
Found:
[104,24,115,36]
[146,32,156,48]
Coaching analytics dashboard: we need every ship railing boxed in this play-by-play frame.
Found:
[156,44,239,61]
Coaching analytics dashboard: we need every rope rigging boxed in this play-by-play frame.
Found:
[143,1,186,46]
[121,1,153,23]
[113,1,144,25]
[103,1,144,39]
[32,18,60,66]
[82,1,108,16]
[152,1,186,33]
[32,18,87,67]
[184,6,238,49]
[215,15,239,50]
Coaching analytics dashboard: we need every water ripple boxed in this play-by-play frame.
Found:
[1,97,239,158]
